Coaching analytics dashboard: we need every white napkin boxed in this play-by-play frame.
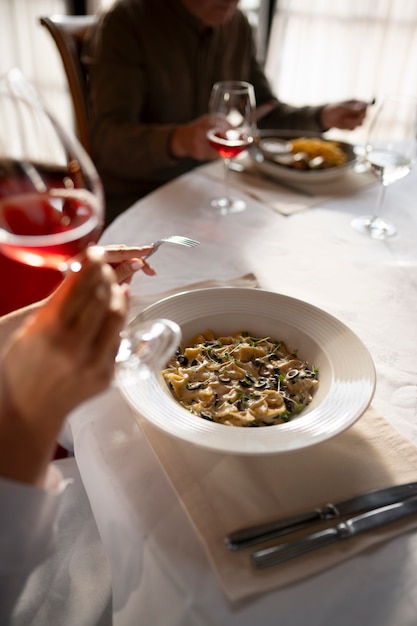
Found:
[133,407,417,603]
[201,159,376,216]
[127,272,259,320]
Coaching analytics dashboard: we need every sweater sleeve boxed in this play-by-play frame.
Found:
[0,466,68,623]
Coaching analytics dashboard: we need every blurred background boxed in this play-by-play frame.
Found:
[2,0,417,146]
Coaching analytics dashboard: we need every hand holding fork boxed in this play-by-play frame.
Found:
[143,235,200,259]
[100,236,200,284]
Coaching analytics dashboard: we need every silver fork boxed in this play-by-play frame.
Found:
[144,235,200,259]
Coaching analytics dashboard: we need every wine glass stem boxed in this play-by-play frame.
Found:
[223,157,231,204]
[372,182,387,224]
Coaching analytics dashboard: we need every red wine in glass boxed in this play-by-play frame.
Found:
[0,162,102,272]
[207,80,256,215]
[207,128,253,160]
[0,69,104,273]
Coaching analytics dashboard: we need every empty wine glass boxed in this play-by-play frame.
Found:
[116,317,181,382]
[351,95,417,239]
[0,68,180,374]
[207,80,256,215]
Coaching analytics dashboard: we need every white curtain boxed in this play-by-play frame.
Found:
[265,0,417,140]
[0,0,72,130]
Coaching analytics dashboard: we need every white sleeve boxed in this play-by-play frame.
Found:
[0,465,69,623]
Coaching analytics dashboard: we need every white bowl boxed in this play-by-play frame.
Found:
[117,288,375,455]
[250,130,357,184]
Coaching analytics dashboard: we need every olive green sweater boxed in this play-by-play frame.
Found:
[88,0,323,222]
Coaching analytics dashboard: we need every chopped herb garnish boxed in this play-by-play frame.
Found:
[162,330,319,428]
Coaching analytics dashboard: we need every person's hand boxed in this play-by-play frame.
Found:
[0,248,128,485]
[100,244,157,284]
[170,114,219,161]
[320,100,368,131]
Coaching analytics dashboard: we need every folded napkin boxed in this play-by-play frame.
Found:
[200,158,376,216]
[127,272,259,320]
[133,406,417,603]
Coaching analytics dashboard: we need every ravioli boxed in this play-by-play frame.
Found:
[162,330,319,427]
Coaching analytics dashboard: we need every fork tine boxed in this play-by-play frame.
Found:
[144,235,200,258]
[164,235,200,247]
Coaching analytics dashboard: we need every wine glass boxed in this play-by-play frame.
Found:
[0,68,104,272]
[0,68,180,373]
[207,80,256,215]
[351,95,417,239]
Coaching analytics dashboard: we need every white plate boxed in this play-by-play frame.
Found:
[117,288,376,455]
[250,130,357,184]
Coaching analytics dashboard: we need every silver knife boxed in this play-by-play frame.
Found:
[252,496,417,569]
[225,482,417,551]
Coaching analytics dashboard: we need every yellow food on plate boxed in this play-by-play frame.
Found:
[289,137,347,168]
[162,330,319,427]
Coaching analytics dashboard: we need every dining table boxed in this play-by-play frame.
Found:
[66,149,417,626]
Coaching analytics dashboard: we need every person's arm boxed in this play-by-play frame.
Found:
[0,244,155,349]
[257,97,368,132]
[0,248,127,621]
[320,100,368,130]
[0,248,127,487]
[0,301,43,349]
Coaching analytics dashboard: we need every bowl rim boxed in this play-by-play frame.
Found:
[250,129,356,183]
[117,287,376,455]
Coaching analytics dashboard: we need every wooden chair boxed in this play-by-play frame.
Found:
[39,15,97,154]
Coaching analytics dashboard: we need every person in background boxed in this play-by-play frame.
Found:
[0,245,155,624]
[87,0,369,224]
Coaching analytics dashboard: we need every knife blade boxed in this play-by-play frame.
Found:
[252,496,417,569]
[225,482,417,551]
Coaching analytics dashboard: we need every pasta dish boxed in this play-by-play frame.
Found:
[162,330,319,427]
[288,137,347,169]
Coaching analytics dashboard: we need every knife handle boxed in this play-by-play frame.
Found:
[252,528,338,569]
[225,507,336,551]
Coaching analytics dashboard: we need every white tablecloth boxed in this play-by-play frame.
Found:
[68,162,417,626]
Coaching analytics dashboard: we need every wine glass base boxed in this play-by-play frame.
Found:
[351,215,397,240]
[210,196,246,216]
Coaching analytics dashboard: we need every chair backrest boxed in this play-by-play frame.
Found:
[39,15,97,154]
